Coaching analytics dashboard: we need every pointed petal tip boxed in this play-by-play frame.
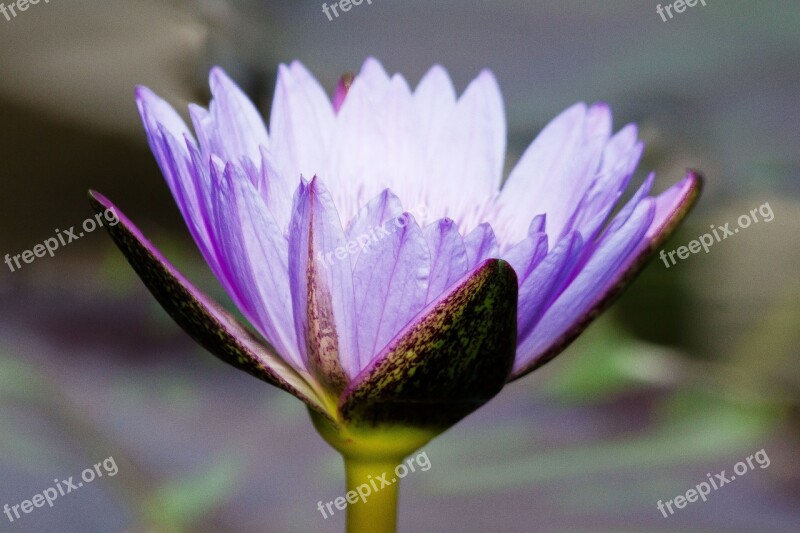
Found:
[208,65,229,86]
[476,67,500,83]
[88,189,113,210]
[134,86,171,112]
[275,62,293,84]
[208,66,248,98]
[88,190,120,218]
[134,85,154,102]
[426,63,449,77]
[333,71,355,112]
[568,101,588,113]
[647,169,704,242]
[361,56,385,70]
[685,168,704,189]
[681,169,704,205]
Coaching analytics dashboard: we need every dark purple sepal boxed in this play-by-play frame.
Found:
[339,259,518,429]
[88,190,330,418]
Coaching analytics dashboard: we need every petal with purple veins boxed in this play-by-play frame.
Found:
[340,259,517,429]
[510,171,701,379]
[424,218,469,303]
[212,162,302,370]
[345,189,404,266]
[515,231,584,342]
[352,213,430,369]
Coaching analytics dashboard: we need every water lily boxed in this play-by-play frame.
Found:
[90,57,700,532]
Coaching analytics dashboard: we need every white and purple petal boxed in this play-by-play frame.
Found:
[352,213,430,369]
[211,161,302,370]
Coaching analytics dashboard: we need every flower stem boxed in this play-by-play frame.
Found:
[309,409,439,533]
[344,454,401,533]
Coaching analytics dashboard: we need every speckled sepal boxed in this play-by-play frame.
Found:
[88,190,330,418]
[339,259,518,429]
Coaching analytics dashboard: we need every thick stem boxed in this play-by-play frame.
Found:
[309,409,439,533]
[344,454,401,533]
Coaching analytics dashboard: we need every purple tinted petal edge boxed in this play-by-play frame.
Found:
[508,171,702,381]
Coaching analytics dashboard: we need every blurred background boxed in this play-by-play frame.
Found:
[0,1,798,531]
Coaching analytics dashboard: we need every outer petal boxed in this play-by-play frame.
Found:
[142,112,210,259]
[512,198,655,376]
[137,92,282,359]
[501,214,546,279]
[352,213,430,369]
[212,162,302,369]
[136,94,247,321]
[136,86,191,145]
[647,173,701,239]
[256,145,298,231]
[87,191,330,418]
[288,177,359,385]
[510,172,702,379]
[562,125,644,241]
[135,89,202,244]
[340,259,518,428]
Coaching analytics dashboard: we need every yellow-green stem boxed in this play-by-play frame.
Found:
[310,409,440,533]
[344,454,401,533]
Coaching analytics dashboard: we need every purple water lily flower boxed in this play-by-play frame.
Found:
[91,58,699,528]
